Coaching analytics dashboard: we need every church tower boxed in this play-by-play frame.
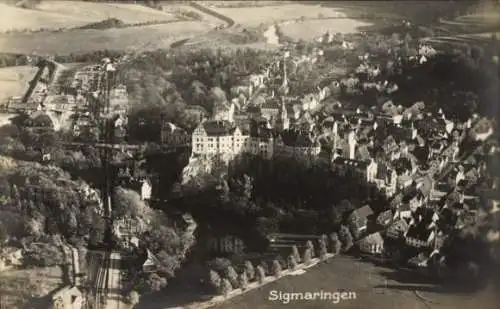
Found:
[347,129,357,160]
[278,51,290,96]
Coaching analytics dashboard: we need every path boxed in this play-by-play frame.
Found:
[170,1,235,48]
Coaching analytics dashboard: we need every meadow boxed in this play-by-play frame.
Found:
[0,65,36,103]
[0,1,178,33]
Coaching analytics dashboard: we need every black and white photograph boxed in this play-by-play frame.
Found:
[0,0,498,309]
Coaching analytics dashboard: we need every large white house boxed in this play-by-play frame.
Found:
[191,120,274,160]
[191,120,320,161]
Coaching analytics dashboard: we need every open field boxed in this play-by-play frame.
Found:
[281,19,373,41]
[202,1,295,8]
[211,4,348,27]
[210,256,499,309]
[0,1,178,32]
[0,65,36,103]
[0,266,64,309]
[0,21,209,55]
[160,2,222,26]
[321,1,470,23]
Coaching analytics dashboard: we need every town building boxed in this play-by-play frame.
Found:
[358,232,384,254]
[348,205,374,239]
[191,120,274,160]
[332,157,378,183]
[386,219,410,240]
[405,224,436,248]
[51,286,83,309]
[274,129,321,160]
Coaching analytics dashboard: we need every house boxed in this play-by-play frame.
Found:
[397,174,413,190]
[143,249,162,273]
[395,203,412,220]
[192,119,277,160]
[140,179,152,201]
[275,129,321,160]
[358,232,384,254]
[260,100,280,122]
[402,190,425,212]
[373,164,397,197]
[51,286,83,309]
[405,224,436,248]
[386,219,410,240]
[333,157,378,183]
[376,209,393,227]
[413,207,440,227]
[347,205,374,238]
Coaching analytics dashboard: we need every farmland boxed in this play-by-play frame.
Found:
[0,1,179,33]
[280,19,373,41]
[210,256,499,309]
[210,4,348,27]
[0,21,209,55]
[0,65,36,103]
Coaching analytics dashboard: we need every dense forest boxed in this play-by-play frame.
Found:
[173,154,388,252]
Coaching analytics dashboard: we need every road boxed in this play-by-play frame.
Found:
[103,252,129,309]
[210,255,498,309]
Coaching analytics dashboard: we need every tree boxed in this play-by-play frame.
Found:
[329,232,342,254]
[146,273,167,292]
[126,290,140,306]
[318,236,328,260]
[305,240,315,258]
[288,254,298,270]
[209,257,232,274]
[224,265,239,289]
[244,260,255,281]
[23,211,45,238]
[209,269,222,292]
[291,245,301,263]
[22,243,64,267]
[238,271,248,290]
[271,259,282,277]
[338,225,354,252]
[303,248,313,265]
[220,278,232,297]
[113,187,151,219]
[256,265,266,284]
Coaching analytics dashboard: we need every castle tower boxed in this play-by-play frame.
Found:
[347,130,356,160]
